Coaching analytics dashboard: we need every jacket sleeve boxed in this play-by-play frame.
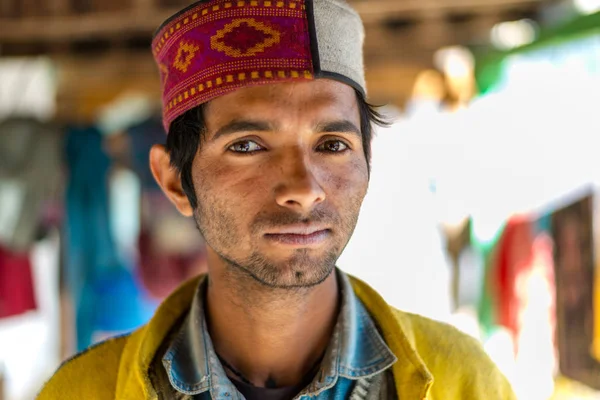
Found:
[36,335,129,400]
[407,313,517,400]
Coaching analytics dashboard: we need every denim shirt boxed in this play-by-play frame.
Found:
[160,270,397,399]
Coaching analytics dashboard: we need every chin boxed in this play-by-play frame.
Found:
[243,250,338,289]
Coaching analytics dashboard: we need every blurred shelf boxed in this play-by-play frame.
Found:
[0,9,178,42]
[353,0,542,23]
[0,0,543,44]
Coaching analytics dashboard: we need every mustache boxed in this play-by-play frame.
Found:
[251,207,339,232]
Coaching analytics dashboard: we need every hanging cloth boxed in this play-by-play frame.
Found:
[0,117,62,252]
[0,245,36,319]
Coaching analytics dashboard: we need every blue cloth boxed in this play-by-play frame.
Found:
[162,269,397,399]
[126,117,165,191]
[65,126,154,351]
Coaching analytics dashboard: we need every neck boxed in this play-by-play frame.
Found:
[205,259,340,388]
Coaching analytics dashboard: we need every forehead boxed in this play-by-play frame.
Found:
[204,79,359,124]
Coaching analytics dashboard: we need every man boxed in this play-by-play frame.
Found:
[38,0,516,399]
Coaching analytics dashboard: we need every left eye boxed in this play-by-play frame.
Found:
[317,140,349,153]
[229,140,264,153]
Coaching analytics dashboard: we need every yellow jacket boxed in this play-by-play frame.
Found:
[38,274,516,399]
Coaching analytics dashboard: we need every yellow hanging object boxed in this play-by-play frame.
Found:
[593,261,600,361]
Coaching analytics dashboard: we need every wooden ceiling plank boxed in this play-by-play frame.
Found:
[353,0,540,23]
[0,0,542,42]
[0,9,178,42]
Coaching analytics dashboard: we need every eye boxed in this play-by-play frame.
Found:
[317,140,349,153]
[228,140,264,153]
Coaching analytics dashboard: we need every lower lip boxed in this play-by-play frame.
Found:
[264,230,330,246]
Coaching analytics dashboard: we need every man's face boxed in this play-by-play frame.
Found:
[191,79,368,288]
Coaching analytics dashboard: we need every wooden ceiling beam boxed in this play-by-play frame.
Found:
[0,0,541,43]
[362,11,504,59]
[0,9,176,42]
[352,0,541,23]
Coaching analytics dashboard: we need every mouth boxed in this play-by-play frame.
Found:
[264,225,331,246]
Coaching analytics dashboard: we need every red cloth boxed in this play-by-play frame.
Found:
[0,246,37,319]
[492,216,534,353]
[137,230,206,300]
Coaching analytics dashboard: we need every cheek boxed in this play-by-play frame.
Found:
[193,156,270,205]
[321,158,368,202]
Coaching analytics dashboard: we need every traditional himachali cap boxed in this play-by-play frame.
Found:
[152,0,366,132]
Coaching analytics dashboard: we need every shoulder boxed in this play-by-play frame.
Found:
[396,310,482,356]
[36,334,130,400]
[394,310,517,399]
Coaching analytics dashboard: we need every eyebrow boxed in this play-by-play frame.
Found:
[212,120,273,141]
[211,119,362,141]
[315,120,362,138]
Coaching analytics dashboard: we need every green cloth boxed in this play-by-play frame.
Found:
[475,11,600,94]
[471,221,506,339]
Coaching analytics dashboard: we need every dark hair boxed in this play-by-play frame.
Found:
[166,89,390,209]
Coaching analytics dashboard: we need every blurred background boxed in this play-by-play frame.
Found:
[0,0,599,398]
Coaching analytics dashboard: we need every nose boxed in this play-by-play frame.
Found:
[274,151,326,212]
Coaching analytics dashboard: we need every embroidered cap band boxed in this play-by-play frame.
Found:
[152,0,366,132]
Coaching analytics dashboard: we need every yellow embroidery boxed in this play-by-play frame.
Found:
[291,70,299,78]
[199,84,205,91]
[202,8,209,15]
[172,40,200,73]
[212,5,220,11]
[211,18,281,58]
[184,18,189,24]
[304,70,313,79]
[238,1,245,6]
[176,23,181,29]
[207,81,213,88]
[238,73,247,81]
[184,91,189,99]
[264,0,272,5]
[226,75,234,83]
[225,2,233,8]
[277,1,284,7]
[290,2,296,8]
[251,71,260,79]
[216,77,223,85]
[277,71,285,78]
[265,71,273,78]
[158,63,170,83]
[250,0,258,5]
[193,13,198,19]
[191,87,196,95]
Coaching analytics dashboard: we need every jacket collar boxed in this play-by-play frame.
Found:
[115,272,433,400]
[350,275,434,399]
[161,270,397,397]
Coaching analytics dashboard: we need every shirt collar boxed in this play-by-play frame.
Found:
[162,269,397,397]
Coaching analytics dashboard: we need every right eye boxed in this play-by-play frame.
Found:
[228,140,264,154]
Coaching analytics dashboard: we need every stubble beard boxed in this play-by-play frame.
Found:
[193,195,360,289]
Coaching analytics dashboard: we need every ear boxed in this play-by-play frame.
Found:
[149,144,194,217]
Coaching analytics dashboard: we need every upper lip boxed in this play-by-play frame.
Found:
[265,224,329,235]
